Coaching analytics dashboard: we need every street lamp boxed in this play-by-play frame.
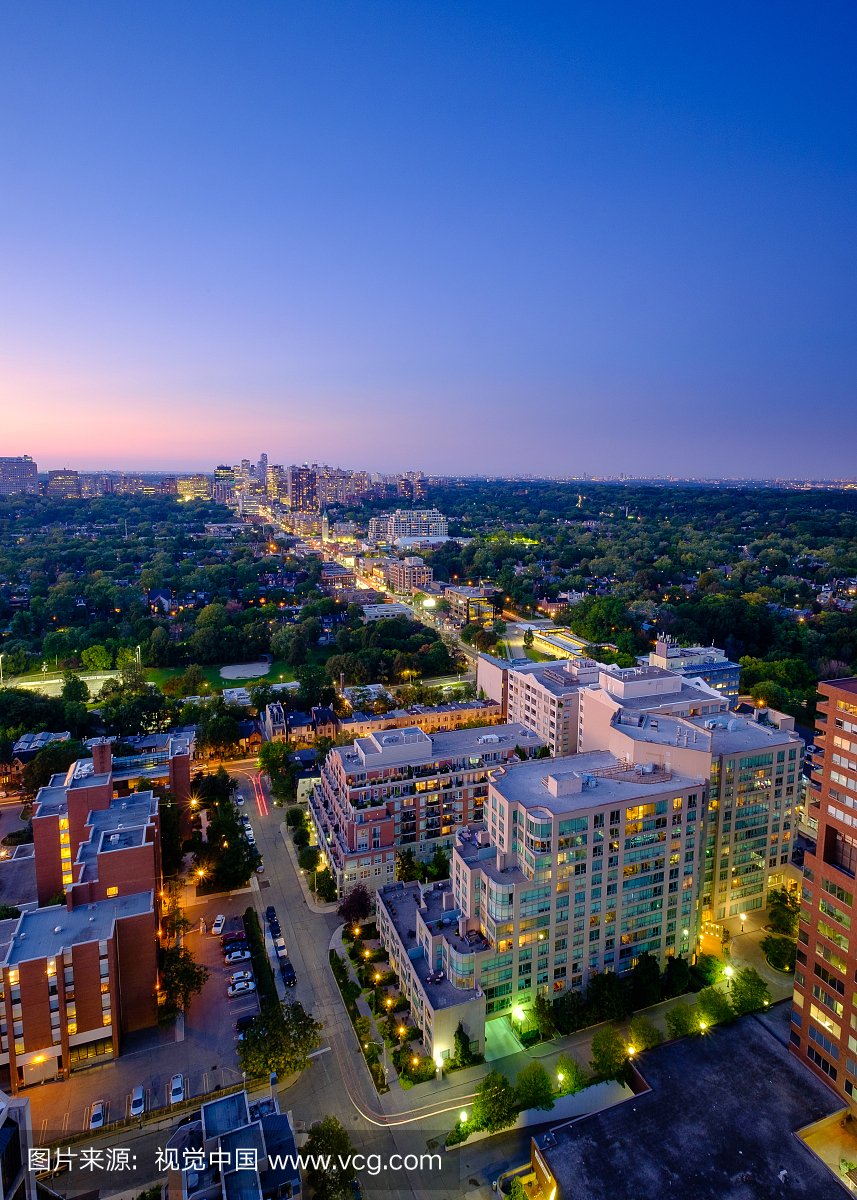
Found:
[460,1111,467,1124]
[740,912,746,932]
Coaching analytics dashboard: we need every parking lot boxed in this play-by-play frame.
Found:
[26,892,258,1141]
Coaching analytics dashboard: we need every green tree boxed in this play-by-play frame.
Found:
[532,993,556,1039]
[238,1001,323,1078]
[81,645,112,671]
[730,967,772,1014]
[180,663,207,694]
[665,1002,701,1038]
[61,671,89,704]
[589,1025,628,1080]
[471,1069,517,1133]
[260,741,293,776]
[460,622,481,645]
[662,954,691,998]
[285,805,307,829]
[586,971,633,1021]
[298,845,321,872]
[513,1061,554,1112]
[160,945,210,1014]
[767,886,800,937]
[396,848,421,882]
[428,843,449,880]
[627,1014,664,1052]
[315,869,337,902]
[696,987,734,1026]
[453,1021,474,1067]
[293,826,310,848]
[508,1180,527,1200]
[556,1052,590,1095]
[302,1117,355,1200]
[523,629,534,649]
[631,951,662,1009]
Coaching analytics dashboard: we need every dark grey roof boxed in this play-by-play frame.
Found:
[537,1010,845,1200]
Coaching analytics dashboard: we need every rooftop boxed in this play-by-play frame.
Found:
[612,710,801,754]
[536,1010,846,1200]
[820,676,857,696]
[201,1092,250,1140]
[3,891,153,964]
[338,722,544,770]
[488,752,702,814]
[377,882,487,1006]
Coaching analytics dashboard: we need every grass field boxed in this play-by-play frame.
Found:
[524,647,556,663]
[145,660,296,693]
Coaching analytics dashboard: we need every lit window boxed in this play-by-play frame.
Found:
[106,887,118,898]
[102,1012,111,1027]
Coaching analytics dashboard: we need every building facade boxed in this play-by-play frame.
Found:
[308,724,545,896]
[791,676,857,1101]
[287,466,318,513]
[376,752,706,1056]
[0,458,38,498]
[386,557,433,594]
[636,636,741,706]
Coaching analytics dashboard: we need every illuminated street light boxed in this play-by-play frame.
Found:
[460,1111,467,1123]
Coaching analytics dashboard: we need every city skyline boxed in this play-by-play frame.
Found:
[1,2,855,477]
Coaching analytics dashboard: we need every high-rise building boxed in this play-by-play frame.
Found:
[257,452,268,485]
[45,470,80,499]
[288,464,318,513]
[791,676,857,1100]
[0,456,38,497]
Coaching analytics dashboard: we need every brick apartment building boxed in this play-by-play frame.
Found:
[0,739,185,1091]
[791,676,857,1101]
[386,557,433,595]
[309,723,545,895]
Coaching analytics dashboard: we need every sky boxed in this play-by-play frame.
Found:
[0,2,855,477]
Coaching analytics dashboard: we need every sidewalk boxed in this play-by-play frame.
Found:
[280,823,339,913]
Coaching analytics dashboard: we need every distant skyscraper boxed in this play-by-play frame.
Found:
[257,452,268,485]
[288,464,318,513]
[0,455,38,496]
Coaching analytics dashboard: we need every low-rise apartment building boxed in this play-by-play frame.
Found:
[0,891,156,1090]
[377,752,706,1055]
[386,557,433,595]
[309,724,545,896]
[444,586,496,626]
[636,636,741,706]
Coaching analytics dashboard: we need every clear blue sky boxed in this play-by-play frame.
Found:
[1,2,855,476]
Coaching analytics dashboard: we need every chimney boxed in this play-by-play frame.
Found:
[92,739,112,776]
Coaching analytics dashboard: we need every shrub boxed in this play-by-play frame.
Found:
[471,1069,517,1132]
[693,953,725,986]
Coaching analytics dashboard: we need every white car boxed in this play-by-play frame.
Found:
[225,949,251,964]
[130,1086,145,1118]
[212,915,225,936]
[89,1101,105,1130]
[228,980,256,998]
[236,794,245,805]
[230,970,253,984]
[169,1074,184,1104]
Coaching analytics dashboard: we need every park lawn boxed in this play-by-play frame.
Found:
[525,647,556,663]
[145,660,296,695]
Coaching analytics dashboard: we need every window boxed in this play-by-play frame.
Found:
[106,887,118,898]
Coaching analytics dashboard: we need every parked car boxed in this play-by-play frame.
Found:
[230,970,253,984]
[228,980,256,998]
[235,1014,256,1032]
[236,794,245,805]
[170,1074,185,1104]
[225,949,251,964]
[89,1101,106,1130]
[256,861,264,873]
[212,915,225,936]
[221,932,246,948]
[130,1086,145,1118]
[280,959,297,987]
[266,906,277,921]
